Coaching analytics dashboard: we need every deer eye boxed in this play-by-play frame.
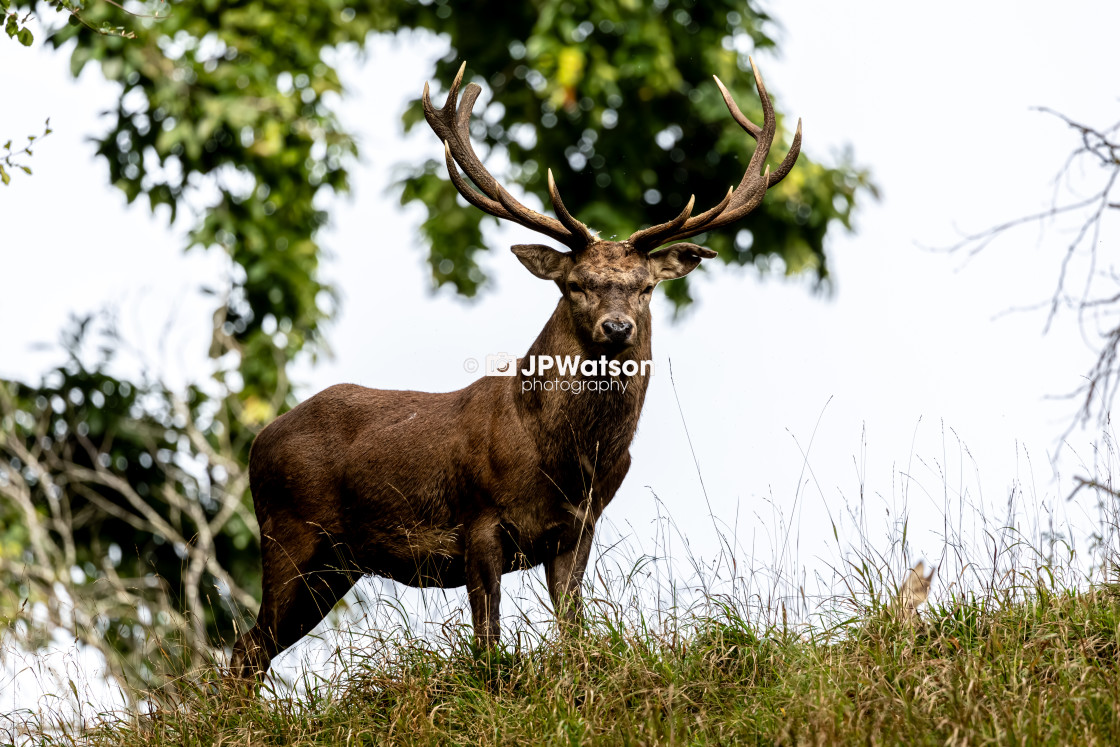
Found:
[568,282,585,295]
[640,285,654,296]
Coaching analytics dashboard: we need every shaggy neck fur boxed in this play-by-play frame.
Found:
[512,296,652,495]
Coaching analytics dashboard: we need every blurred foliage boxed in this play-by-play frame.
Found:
[32,0,369,400]
[0,0,873,672]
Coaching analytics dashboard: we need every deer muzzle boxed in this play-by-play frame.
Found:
[599,317,635,345]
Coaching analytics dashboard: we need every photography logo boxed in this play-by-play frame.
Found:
[463,354,654,396]
[485,352,518,376]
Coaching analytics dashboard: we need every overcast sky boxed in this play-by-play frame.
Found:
[3,0,1120,700]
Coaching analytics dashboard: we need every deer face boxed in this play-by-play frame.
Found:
[512,240,716,348]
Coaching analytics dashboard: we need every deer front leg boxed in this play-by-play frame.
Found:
[465,517,503,647]
[546,524,594,632]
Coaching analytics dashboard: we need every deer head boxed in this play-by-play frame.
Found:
[422,60,802,349]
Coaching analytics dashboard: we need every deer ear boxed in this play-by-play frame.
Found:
[648,242,718,280]
[512,244,573,281]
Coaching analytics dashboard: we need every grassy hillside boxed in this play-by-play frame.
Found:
[46,579,1120,746]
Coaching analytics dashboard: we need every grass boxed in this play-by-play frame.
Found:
[7,425,1120,745]
[9,572,1110,746]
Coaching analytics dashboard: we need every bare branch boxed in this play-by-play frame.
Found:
[940,108,1120,433]
[0,373,265,692]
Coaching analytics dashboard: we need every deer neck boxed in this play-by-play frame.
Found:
[512,297,652,468]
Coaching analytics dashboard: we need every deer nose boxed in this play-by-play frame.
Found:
[601,319,633,343]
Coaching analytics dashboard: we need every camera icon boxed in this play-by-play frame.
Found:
[485,352,518,376]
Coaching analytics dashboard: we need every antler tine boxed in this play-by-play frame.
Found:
[739,57,777,191]
[423,72,509,221]
[625,60,801,250]
[713,75,761,139]
[770,118,802,184]
[547,170,598,244]
[628,194,695,250]
[452,83,539,221]
[680,186,734,232]
[422,63,591,250]
[442,141,507,217]
[420,63,466,149]
[715,68,800,189]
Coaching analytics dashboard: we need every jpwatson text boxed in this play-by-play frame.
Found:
[518,355,655,377]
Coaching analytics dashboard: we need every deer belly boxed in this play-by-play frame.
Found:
[497,509,588,570]
[357,522,467,589]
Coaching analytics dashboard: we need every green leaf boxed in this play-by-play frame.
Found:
[16,25,31,46]
[0,164,9,186]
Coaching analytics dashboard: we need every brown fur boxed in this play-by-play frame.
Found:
[230,60,802,678]
[229,241,712,678]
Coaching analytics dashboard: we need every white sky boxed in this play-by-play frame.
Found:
[3,0,1120,712]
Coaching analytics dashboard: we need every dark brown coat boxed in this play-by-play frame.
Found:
[229,59,800,678]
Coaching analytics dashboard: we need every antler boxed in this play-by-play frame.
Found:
[628,58,802,252]
[422,63,597,250]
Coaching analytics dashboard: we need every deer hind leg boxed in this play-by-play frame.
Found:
[229,523,360,680]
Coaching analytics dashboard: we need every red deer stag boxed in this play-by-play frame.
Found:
[230,59,801,678]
